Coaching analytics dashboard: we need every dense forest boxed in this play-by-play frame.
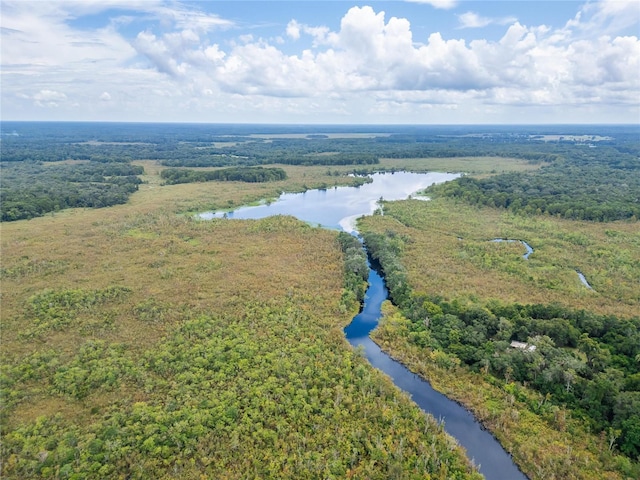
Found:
[1,162,142,221]
[427,146,640,221]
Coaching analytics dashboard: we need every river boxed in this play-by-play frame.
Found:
[200,172,528,480]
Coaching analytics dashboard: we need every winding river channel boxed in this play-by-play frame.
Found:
[201,172,528,480]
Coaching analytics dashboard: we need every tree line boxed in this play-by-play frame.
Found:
[160,166,287,185]
[336,232,369,311]
[427,146,640,222]
[3,122,638,222]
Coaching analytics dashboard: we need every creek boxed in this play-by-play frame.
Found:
[577,271,594,289]
[489,239,593,289]
[491,238,534,259]
[200,172,527,479]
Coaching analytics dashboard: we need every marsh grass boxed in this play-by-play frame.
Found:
[359,198,639,317]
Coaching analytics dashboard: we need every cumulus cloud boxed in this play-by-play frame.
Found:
[286,20,301,40]
[286,19,337,46]
[133,30,189,77]
[212,5,636,108]
[1,0,638,123]
[107,3,640,121]
[118,3,637,113]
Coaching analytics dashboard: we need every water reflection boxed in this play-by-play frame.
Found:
[199,171,460,232]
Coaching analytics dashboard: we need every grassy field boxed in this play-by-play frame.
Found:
[359,198,639,318]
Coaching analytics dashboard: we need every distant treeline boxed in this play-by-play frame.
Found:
[363,229,640,459]
[2,122,639,222]
[428,146,640,222]
[160,166,287,185]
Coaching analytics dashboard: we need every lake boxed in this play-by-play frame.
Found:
[199,171,459,232]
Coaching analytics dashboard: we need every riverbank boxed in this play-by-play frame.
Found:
[371,303,633,480]
[344,261,527,480]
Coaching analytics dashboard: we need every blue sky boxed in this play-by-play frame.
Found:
[1,1,638,124]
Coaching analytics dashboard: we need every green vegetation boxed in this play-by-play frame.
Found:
[19,286,131,339]
[358,197,640,479]
[372,304,636,480]
[3,295,481,479]
[336,231,369,311]
[376,156,543,176]
[5,122,637,222]
[428,147,640,221]
[360,199,639,317]
[1,162,143,221]
[161,166,287,185]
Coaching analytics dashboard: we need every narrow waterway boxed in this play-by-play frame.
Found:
[201,172,527,479]
[490,238,592,290]
[491,238,534,259]
[577,270,594,289]
[345,264,527,480]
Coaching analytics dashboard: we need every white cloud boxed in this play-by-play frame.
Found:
[133,30,185,77]
[286,20,301,40]
[561,0,640,40]
[458,11,518,29]
[153,5,232,32]
[1,0,638,123]
[406,0,458,10]
[33,89,67,107]
[286,19,337,47]
[581,0,640,33]
[458,12,491,29]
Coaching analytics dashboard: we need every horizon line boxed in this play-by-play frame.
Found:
[1,120,638,127]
